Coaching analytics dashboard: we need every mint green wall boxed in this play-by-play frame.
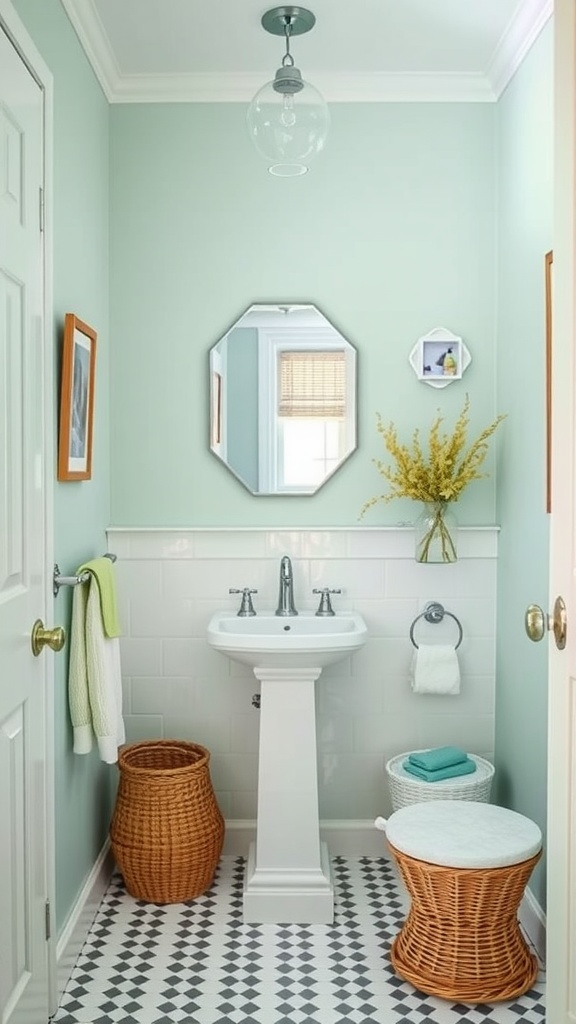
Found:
[109,103,499,526]
[13,0,113,932]
[495,22,553,909]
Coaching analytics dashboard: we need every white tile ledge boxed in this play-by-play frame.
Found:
[107,525,500,533]
[107,526,498,560]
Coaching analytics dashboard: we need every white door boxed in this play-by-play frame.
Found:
[0,17,53,1024]
[545,1,576,1020]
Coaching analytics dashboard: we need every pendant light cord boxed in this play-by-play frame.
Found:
[282,18,295,67]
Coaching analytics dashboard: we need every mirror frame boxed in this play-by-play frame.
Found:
[209,303,358,495]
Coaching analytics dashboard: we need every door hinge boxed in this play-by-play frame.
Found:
[45,898,51,940]
[39,186,44,233]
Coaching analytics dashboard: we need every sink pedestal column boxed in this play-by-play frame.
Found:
[243,666,333,924]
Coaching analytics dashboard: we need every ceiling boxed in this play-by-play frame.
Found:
[60,0,552,103]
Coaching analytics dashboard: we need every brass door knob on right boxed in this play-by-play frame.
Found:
[525,597,567,650]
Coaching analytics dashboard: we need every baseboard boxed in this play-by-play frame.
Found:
[223,818,400,858]
[519,884,547,965]
[55,839,115,1002]
[222,819,255,856]
[320,819,389,856]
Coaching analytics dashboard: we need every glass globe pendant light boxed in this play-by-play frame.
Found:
[247,7,330,177]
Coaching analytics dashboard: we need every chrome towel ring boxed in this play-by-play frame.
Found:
[410,601,463,650]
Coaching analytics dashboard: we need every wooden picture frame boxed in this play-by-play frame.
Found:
[57,313,97,481]
[545,250,553,513]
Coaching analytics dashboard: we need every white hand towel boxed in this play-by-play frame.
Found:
[69,576,125,763]
[410,643,460,695]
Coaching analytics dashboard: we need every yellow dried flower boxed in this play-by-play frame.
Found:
[360,396,506,518]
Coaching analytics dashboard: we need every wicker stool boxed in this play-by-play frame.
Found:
[383,800,542,1003]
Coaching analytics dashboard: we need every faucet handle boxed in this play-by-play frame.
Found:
[229,587,258,617]
[312,587,342,617]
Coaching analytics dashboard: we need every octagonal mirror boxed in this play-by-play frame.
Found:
[209,304,357,495]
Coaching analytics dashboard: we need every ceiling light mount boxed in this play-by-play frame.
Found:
[247,6,329,177]
[260,7,316,37]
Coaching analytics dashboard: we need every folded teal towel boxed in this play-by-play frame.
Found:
[408,745,468,772]
[402,757,476,782]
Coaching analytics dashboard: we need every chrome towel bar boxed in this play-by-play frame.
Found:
[53,553,117,597]
[410,601,463,650]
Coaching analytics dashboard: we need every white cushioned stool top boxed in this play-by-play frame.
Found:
[385,800,542,868]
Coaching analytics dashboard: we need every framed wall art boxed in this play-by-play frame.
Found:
[409,326,471,389]
[57,313,97,481]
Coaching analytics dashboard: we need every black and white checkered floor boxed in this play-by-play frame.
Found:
[52,856,545,1024]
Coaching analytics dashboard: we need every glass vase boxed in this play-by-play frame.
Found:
[414,502,458,564]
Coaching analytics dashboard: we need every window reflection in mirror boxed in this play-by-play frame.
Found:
[209,304,357,495]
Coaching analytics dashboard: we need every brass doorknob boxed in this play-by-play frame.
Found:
[525,597,567,650]
[31,619,66,657]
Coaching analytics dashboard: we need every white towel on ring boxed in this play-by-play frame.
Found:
[410,643,460,695]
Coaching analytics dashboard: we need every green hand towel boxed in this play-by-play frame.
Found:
[402,757,476,783]
[77,557,121,639]
[408,745,468,772]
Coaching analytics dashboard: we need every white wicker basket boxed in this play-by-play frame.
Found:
[385,752,494,812]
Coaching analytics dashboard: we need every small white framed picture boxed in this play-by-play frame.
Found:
[409,327,471,389]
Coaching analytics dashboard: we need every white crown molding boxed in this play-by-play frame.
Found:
[108,70,496,104]
[60,0,551,105]
[59,0,119,101]
[487,0,553,99]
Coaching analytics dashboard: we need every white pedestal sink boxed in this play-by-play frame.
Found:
[207,611,367,924]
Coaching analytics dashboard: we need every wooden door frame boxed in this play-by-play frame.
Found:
[546,1,576,1020]
[0,0,56,1013]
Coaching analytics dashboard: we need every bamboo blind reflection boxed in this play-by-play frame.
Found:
[278,350,346,418]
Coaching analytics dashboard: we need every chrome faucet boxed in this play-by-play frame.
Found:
[275,555,298,616]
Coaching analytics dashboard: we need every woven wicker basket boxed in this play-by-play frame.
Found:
[385,752,494,812]
[110,740,224,904]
